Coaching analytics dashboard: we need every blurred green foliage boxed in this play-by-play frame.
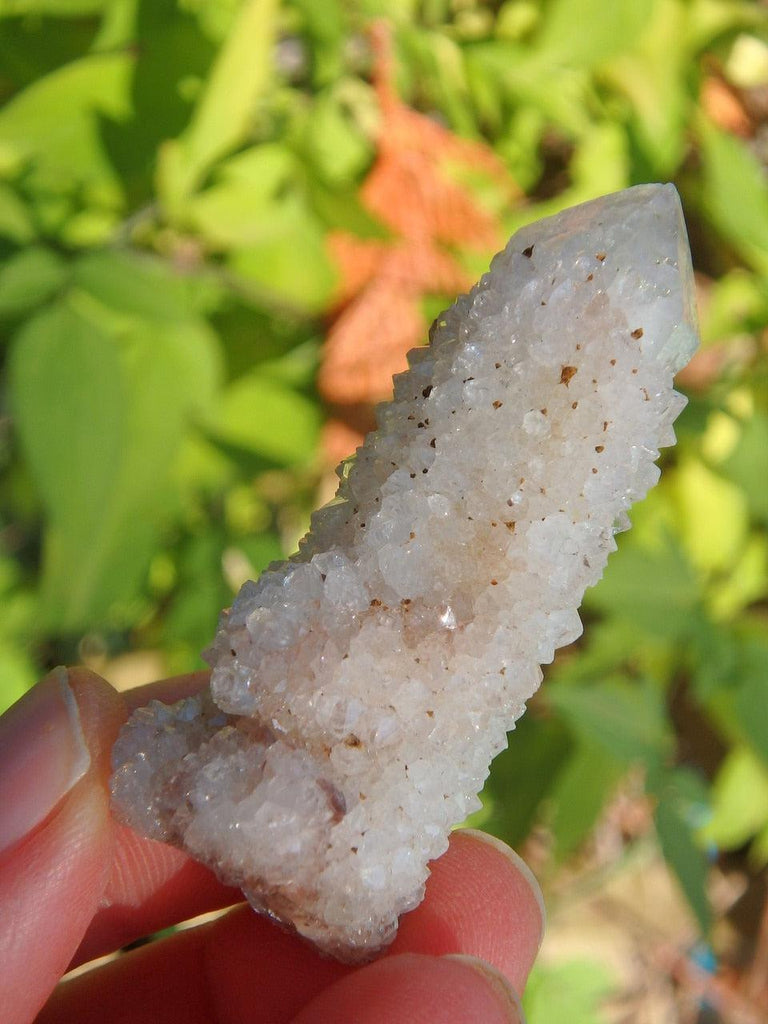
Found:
[1,0,768,1009]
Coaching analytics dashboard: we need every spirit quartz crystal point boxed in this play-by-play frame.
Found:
[111,184,699,961]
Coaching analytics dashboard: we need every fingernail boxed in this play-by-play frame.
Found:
[0,667,90,855]
[460,829,546,949]
[444,954,527,1022]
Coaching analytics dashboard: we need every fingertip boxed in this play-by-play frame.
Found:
[291,953,523,1024]
[443,955,526,1023]
[122,671,211,711]
[66,666,130,776]
[459,829,546,950]
[389,828,544,993]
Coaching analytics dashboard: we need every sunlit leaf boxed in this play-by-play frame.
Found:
[228,208,336,314]
[73,249,217,321]
[8,300,222,630]
[720,412,768,525]
[700,270,768,346]
[536,0,655,67]
[698,118,768,276]
[687,0,767,53]
[289,0,346,85]
[0,246,67,317]
[548,739,624,860]
[652,766,712,933]
[524,959,614,1024]
[733,639,768,766]
[0,184,35,242]
[0,11,101,94]
[672,457,748,574]
[549,676,673,767]
[483,712,573,848]
[159,0,278,207]
[206,370,321,467]
[586,539,700,641]
[307,82,375,187]
[0,52,131,204]
[709,534,768,621]
[0,557,39,714]
[603,0,691,175]
[700,745,768,851]
[9,302,125,628]
[398,24,476,136]
[0,0,105,13]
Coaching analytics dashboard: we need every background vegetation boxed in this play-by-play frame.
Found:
[1,1,767,1020]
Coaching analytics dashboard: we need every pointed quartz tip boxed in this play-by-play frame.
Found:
[512,182,699,374]
[110,183,700,964]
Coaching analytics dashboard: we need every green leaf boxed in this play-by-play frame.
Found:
[206,371,321,467]
[307,179,390,238]
[187,143,299,245]
[671,457,749,574]
[524,959,614,1024]
[548,739,624,860]
[0,184,35,243]
[189,181,296,250]
[568,122,630,197]
[652,767,712,933]
[548,676,673,767]
[0,0,106,14]
[214,141,297,189]
[164,528,284,660]
[306,82,375,187]
[535,0,656,67]
[290,0,346,85]
[8,300,222,631]
[700,745,768,851]
[0,643,37,715]
[0,247,67,317]
[72,250,215,322]
[0,556,39,713]
[398,24,476,136]
[586,539,700,641]
[733,639,768,765]
[483,713,573,847]
[9,303,125,628]
[228,207,336,314]
[710,534,768,621]
[210,302,306,378]
[93,0,217,203]
[159,0,279,207]
[502,55,593,137]
[699,270,768,346]
[0,12,101,93]
[687,0,767,54]
[0,52,131,205]
[604,0,691,175]
[164,531,234,655]
[9,302,123,531]
[698,118,768,276]
[720,412,768,525]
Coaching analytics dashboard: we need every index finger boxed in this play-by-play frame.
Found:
[40,830,543,1024]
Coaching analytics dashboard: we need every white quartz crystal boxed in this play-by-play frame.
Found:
[111,184,699,960]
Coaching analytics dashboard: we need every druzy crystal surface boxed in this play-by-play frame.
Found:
[111,184,699,961]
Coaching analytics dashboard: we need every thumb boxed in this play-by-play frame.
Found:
[0,667,125,1024]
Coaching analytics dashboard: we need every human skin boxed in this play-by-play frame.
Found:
[0,668,543,1024]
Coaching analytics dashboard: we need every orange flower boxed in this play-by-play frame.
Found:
[321,21,518,449]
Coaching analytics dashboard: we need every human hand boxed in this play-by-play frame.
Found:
[0,668,544,1024]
